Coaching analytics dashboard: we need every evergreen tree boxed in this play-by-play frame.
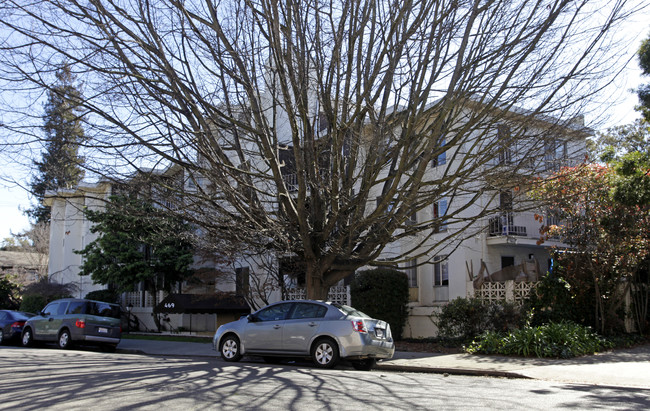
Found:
[76,194,194,331]
[637,35,650,123]
[29,66,86,224]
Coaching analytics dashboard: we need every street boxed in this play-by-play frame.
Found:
[1,346,649,410]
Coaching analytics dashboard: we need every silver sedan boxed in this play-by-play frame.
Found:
[213,300,394,370]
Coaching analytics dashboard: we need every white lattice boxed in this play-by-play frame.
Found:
[514,281,537,303]
[122,290,167,308]
[476,282,506,303]
[284,286,350,305]
[476,280,539,305]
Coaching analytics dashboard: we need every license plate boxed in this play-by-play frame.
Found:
[98,327,108,334]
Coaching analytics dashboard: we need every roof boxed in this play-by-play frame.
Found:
[154,293,251,314]
[0,251,47,270]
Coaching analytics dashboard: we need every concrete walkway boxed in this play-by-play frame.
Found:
[116,338,650,389]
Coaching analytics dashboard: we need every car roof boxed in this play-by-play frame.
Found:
[49,298,120,306]
[270,300,333,305]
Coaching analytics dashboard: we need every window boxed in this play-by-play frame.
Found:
[56,302,68,315]
[406,210,417,225]
[500,190,513,211]
[256,303,292,322]
[235,267,250,296]
[405,259,418,287]
[545,212,561,227]
[290,303,327,320]
[88,302,121,319]
[496,125,513,165]
[544,139,567,171]
[433,255,449,286]
[432,136,447,167]
[432,199,448,232]
[66,301,85,315]
[41,303,58,316]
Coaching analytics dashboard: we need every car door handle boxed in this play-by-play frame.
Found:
[273,324,281,329]
[49,318,54,322]
[308,322,317,327]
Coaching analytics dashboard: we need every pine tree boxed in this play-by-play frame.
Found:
[637,35,650,123]
[29,66,86,224]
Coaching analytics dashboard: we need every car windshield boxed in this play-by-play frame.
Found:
[332,303,371,318]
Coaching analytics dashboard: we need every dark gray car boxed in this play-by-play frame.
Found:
[21,298,122,351]
[213,300,394,370]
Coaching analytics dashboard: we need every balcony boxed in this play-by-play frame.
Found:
[487,211,554,247]
[489,213,528,237]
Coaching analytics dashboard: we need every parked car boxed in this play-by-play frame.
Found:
[21,298,122,351]
[213,300,394,370]
[0,310,35,345]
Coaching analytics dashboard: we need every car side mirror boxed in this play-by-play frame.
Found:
[247,314,257,322]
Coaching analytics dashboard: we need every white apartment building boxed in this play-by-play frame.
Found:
[45,97,588,337]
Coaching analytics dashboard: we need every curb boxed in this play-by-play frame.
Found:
[375,363,530,379]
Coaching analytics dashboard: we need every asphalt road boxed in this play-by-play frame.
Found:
[1,346,649,410]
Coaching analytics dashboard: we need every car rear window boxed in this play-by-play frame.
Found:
[87,302,121,319]
[332,304,371,318]
[290,303,327,319]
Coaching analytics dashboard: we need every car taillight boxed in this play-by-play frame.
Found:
[351,319,367,333]
[75,319,86,328]
[10,321,25,328]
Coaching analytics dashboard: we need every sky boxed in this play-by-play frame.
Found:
[1,3,649,242]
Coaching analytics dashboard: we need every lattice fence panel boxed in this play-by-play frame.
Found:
[476,282,506,304]
[284,286,350,305]
[514,281,537,304]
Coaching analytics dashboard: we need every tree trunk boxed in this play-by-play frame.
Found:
[305,264,330,300]
[587,258,605,334]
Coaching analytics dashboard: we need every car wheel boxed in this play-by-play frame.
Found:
[311,338,340,369]
[58,329,73,349]
[351,358,376,371]
[0,329,4,345]
[22,328,34,347]
[220,334,242,362]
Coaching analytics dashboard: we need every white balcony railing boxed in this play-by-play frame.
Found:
[489,212,528,237]
[488,211,555,240]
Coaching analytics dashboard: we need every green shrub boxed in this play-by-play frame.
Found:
[466,321,613,358]
[19,280,74,313]
[526,270,583,326]
[85,289,120,304]
[350,268,409,339]
[20,294,47,314]
[0,275,20,310]
[435,297,525,341]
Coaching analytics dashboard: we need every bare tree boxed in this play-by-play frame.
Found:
[8,222,50,282]
[0,0,639,298]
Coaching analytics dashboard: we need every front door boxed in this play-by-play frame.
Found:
[242,302,292,353]
[33,302,59,340]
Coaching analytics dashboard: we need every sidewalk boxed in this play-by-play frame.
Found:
[116,338,650,389]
